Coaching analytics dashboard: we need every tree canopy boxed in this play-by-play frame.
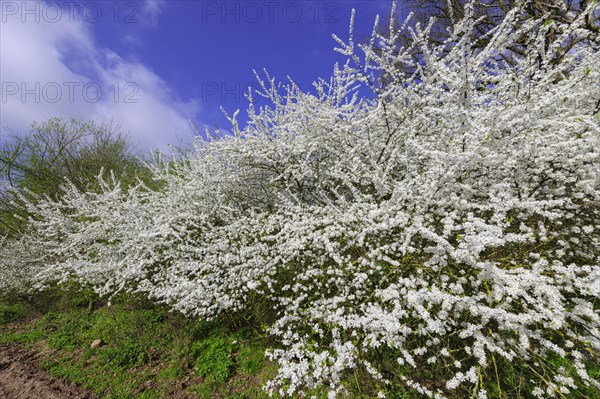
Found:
[0,118,151,235]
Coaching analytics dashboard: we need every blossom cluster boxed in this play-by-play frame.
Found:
[1,2,599,397]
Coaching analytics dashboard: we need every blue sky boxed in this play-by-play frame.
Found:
[0,0,401,149]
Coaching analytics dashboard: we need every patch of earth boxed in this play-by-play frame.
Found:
[0,344,94,399]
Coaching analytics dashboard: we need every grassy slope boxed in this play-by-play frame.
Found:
[1,290,599,399]
[0,293,280,399]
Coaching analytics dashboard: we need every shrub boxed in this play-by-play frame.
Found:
[3,2,599,398]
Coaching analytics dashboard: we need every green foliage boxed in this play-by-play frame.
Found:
[0,300,276,398]
[158,364,185,380]
[99,340,149,369]
[42,353,157,399]
[191,335,235,382]
[2,273,599,399]
[0,118,154,235]
[3,293,598,399]
[18,287,599,399]
[237,341,266,375]
[0,302,29,324]
[0,330,44,345]
[48,283,100,311]
[45,318,88,350]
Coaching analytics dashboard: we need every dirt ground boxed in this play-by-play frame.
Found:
[0,344,93,399]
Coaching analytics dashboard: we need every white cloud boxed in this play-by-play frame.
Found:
[122,0,167,47]
[140,0,167,26]
[122,34,144,48]
[0,1,201,149]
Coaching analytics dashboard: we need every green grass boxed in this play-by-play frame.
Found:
[0,293,275,398]
[237,341,266,375]
[192,335,235,382]
[0,302,31,324]
[1,293,599,399]
[158,364,185,380]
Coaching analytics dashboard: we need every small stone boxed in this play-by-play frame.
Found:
[90,339,102,349]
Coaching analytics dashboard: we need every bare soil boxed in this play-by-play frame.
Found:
[0,344,93,399]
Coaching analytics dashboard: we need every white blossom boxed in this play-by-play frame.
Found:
[1,1,599,397]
